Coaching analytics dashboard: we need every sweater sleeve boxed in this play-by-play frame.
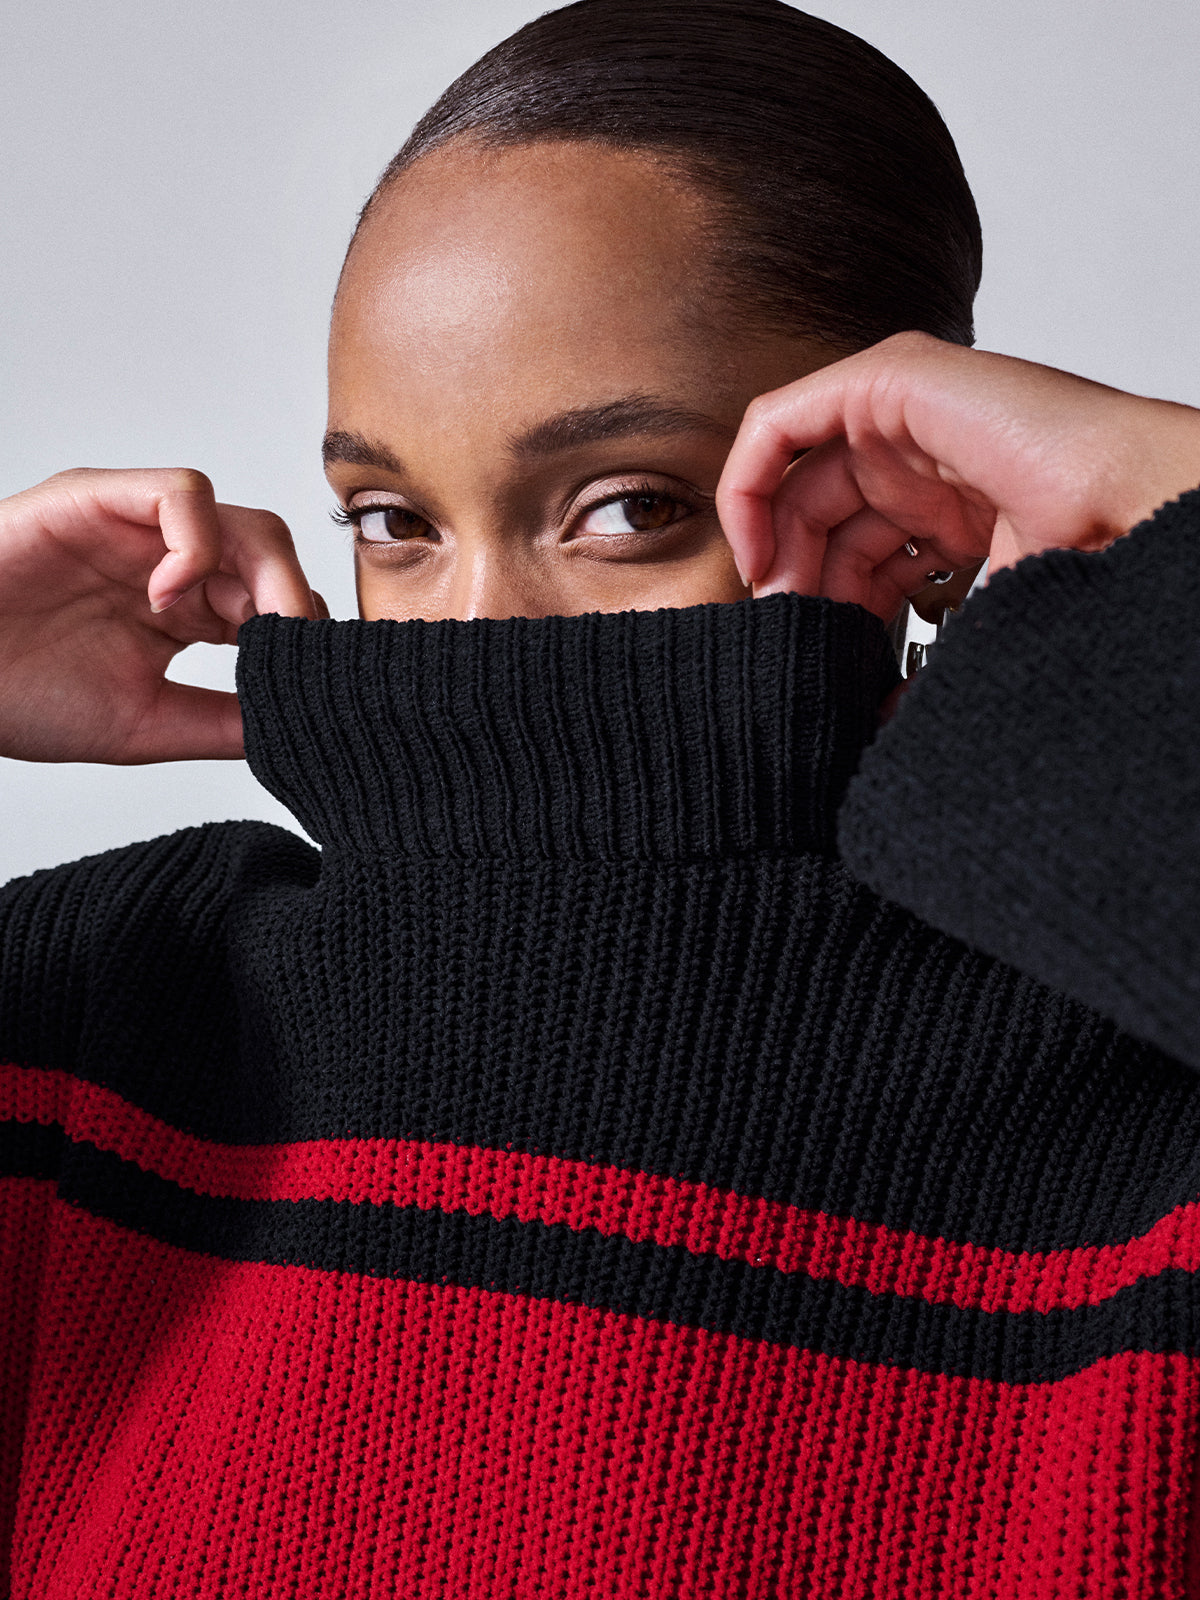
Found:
[838,487,1200,1072]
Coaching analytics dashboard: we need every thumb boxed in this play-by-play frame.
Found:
[123,683,245,763]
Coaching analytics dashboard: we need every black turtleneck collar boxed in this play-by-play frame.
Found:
[236,593,898,861]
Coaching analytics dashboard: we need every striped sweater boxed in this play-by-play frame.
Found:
[3,491,1200,1598]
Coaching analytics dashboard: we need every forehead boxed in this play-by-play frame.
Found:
[329,140,729,421]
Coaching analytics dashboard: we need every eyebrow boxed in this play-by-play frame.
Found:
[507,396,733,459]
[322,430,405,474]
[321,396,731,478]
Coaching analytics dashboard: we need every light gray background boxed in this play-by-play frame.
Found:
[2,0,1198,881]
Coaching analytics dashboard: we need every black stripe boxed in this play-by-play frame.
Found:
[32,1136,1200,1385]
[0,1118,64,1181]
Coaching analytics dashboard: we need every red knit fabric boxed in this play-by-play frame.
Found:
[5,1186,1195,1598]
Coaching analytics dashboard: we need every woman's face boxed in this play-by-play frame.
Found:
[326,139,837,623]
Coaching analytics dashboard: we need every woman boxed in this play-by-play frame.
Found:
[2,2,1198,1595]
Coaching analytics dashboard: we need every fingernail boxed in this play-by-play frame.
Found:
[150,590,182,614]
[733,556,751,589]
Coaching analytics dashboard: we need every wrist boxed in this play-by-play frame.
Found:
[1111,395,1200,537]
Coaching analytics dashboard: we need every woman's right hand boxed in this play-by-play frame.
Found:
[716,331,1200,622]
[0,467,321,764]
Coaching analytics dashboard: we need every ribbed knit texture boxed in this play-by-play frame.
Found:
[3,562,1200,1597]
[238,591,897,860]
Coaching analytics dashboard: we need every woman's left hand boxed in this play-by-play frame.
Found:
[716,331,1200,622]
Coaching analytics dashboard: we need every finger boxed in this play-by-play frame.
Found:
[123,683,245,764]
[715,405,803,587]
[216,504,317,620]
[771,440,989,590]
[21,468,225,601]
[716,334,1008,586]
[861,539,946,625]
[717,356,878,585]
[751,439,866,597]
[863,531,951,598]
[202,571,256,632]
[816,505,926,609]
[863,542,985,628]
[144,470,225,612]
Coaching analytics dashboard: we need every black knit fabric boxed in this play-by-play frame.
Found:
[238,591,898,861]
[841,489,1200,1071]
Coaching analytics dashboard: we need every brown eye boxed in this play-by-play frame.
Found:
[577,493,687,537]
[357,507,434,544]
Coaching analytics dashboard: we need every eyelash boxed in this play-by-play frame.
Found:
[328,504,425,536]
[574,486,700,539]
[329,504,430,543]
[330,481,702,545]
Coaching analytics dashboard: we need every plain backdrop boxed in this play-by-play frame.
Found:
[2,0,1198,881]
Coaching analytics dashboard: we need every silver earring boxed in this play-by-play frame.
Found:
[905,640,928,677]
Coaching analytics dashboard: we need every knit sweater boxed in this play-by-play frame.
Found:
[2,491,1199,1599]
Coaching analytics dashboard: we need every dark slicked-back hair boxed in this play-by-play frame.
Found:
[352,0,982,352]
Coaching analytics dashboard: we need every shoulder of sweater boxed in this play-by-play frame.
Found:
[1,817,318,915]
[838,487,1200,1069]
[0,820,319,1068]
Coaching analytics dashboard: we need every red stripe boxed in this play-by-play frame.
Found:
[7,1194,1195,1600]
[5,1059,1200,1316]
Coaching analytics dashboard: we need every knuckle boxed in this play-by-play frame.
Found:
[246,508,294,545]
[741,392,775,431]
[164,467,214,498]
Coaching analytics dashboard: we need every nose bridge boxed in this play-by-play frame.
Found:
[453,529,541,622]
